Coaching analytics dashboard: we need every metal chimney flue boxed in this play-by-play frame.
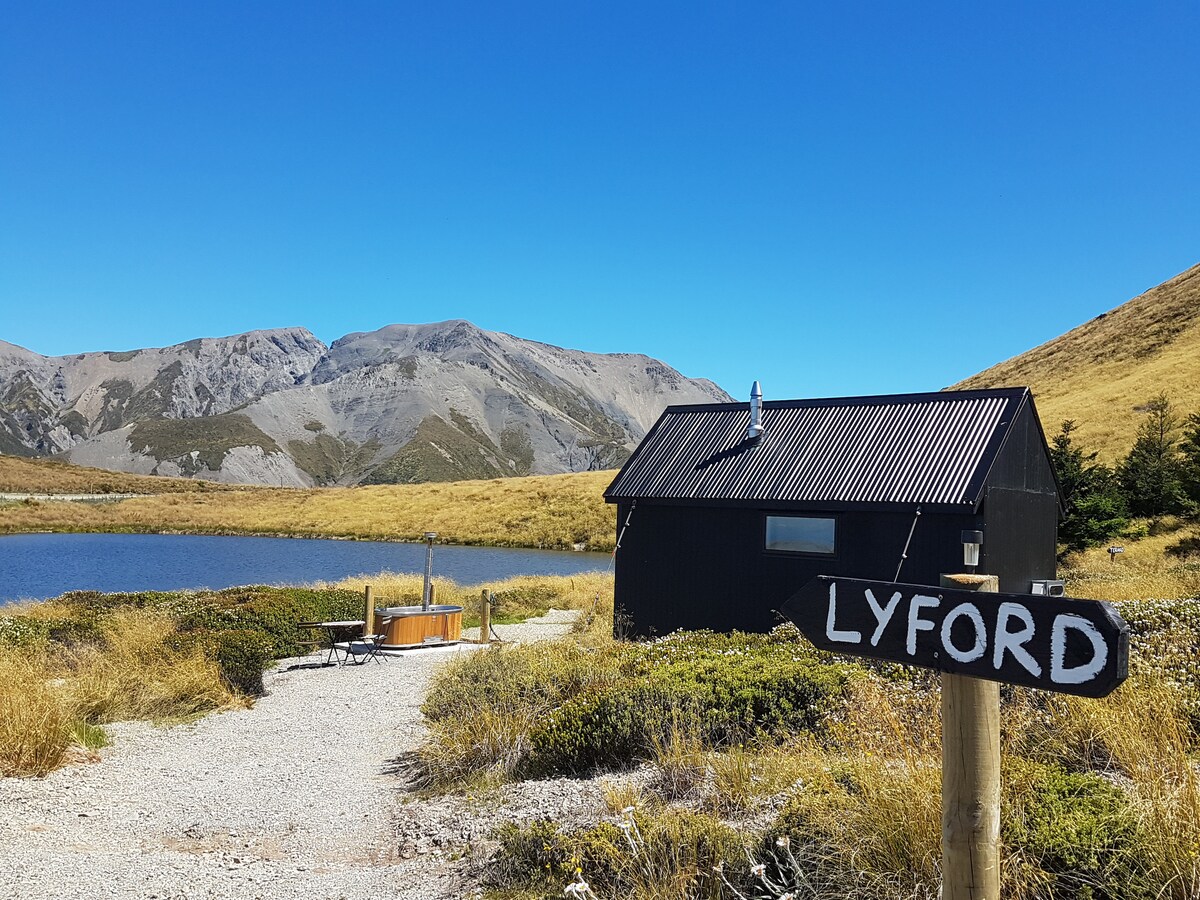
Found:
[747,381,764,440]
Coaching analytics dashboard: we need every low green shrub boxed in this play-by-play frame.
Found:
[489,810,746,900]
[1003,759,1153,900]
[526,632,851,776]
[420,629,853,784]
[0,615,52,649]
[207,628,274,696]
[170,586,363,657]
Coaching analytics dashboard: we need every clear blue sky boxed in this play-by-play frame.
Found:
[2,1,1197,400]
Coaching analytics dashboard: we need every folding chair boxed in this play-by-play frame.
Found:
[340,616,393,666]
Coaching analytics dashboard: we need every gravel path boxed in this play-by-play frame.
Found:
[0,611,608,900]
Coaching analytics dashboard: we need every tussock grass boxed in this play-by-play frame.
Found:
[325,570,614,629]
[0,469,618,551]
[0,609,239,777]
[419,641,630,787]
[0,454,227,494]
[1005,678,1200,898]
[0,655,72,777]
[65,609,239,725]
[956,262,1200,462]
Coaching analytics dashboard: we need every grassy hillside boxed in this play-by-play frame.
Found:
[0,469,619,552]
[0,455,231,494]
[954,262,1200,461]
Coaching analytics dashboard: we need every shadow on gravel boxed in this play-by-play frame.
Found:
[382,750,427,789]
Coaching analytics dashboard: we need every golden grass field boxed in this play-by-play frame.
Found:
[1060,516,1200,601]
[956,262,1200,462]
[0,469,619,552]
[0,454,231,494]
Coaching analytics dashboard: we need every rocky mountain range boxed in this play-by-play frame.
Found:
[0,321,729,486]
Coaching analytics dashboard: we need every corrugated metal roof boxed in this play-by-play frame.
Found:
[605,388,1029,509]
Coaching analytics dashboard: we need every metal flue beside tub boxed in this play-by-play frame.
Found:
[375,605,463,649]
[371,530,463,649]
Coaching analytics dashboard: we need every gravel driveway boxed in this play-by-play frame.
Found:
[0,611,605,900]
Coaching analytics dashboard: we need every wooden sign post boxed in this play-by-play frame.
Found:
[782,574,1130,899]
[940,574,1000,900]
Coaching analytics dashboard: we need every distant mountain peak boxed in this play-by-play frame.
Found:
[0,322,729,486]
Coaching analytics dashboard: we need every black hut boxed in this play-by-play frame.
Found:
[604,387,1060,636]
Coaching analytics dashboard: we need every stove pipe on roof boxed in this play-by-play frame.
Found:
[746,381,764,441]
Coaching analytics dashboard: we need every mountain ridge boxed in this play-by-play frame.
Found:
[0,321,729,485]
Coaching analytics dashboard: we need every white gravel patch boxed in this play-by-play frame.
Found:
[0,611,592,900]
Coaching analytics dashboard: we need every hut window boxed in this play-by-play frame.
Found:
[765,515,836,555]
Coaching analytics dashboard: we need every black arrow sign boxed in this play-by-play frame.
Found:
[782,576,1129,698]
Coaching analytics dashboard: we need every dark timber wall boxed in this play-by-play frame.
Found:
[614,501,983,636]
[609,390,1060,637]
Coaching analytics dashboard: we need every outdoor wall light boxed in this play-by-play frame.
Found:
[961,530,984,571]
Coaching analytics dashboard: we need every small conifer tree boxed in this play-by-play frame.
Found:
[1119,395,1188,517]
[1050,420,1127,552]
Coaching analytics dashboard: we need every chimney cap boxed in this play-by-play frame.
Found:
[747,381,764,440]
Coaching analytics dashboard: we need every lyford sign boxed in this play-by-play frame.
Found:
[782,576,1129,698]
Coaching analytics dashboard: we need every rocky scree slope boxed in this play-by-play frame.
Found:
[0,321,728,486]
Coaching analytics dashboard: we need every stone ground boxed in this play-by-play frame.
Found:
[0,611,612,900]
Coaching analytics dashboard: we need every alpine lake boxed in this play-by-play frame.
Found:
[0,533,609,604]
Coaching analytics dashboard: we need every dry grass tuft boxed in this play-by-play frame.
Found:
[66,608,239,724]
[0,608,240,777]
[0,655,72,777]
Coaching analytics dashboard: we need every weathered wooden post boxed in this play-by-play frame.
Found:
[480,589,491,645]
[781,574,1129,900]
[940,574,1000,900]
[364,584,375,638]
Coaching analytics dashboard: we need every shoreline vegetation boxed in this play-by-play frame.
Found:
[0,570,614,778]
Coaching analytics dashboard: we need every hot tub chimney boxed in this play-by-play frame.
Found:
[746,381,764,441]
[422,532,437,611]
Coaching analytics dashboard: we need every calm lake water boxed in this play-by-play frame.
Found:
[0,533,610,604]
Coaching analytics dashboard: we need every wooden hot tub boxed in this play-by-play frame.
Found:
[374,605,463,649]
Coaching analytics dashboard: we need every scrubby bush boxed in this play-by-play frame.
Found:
[420,630,853,785]
[490,809,745,900]
[207,628,274,696]
[526,632,851,776]
[420,642,630,786]
[1003,759,1152,899]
